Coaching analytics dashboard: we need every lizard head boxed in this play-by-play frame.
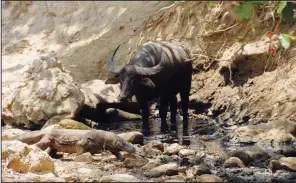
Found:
[116,139,136,153]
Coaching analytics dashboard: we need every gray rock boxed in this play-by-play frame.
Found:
[178,149,196,157]
[123,153,148,168]
[141,158,162,171]
[165,179,185,182]
[165,143,184,155]
[280,147,296,157]
[144,163,178,178]
[2,55,84,129]
[99,174,140,182]
[141,140,164,158]
[224,157,245,168]
[196,174,223,182]
[244,146,269,162]
[180,155,204,166]
[269,157,296,173]
[74,152,92,163]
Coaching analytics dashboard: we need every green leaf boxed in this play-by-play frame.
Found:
[278,33,291,50]
[277,1,287,15]
[281,2,295,23]
[282,33,296,41]
[235,2,253,20]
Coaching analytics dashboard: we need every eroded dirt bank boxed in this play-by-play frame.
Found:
[1,1,296,182]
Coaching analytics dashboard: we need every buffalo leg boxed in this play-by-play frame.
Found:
[139,100,150,136]
[169,95,177,131]
[180,91,189,134]
[159,96,169,133]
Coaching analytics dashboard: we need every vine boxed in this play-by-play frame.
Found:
[234,1,296,52]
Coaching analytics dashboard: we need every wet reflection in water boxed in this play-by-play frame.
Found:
[99,118,211,147]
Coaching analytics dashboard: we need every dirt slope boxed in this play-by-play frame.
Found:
[2,1,296,125]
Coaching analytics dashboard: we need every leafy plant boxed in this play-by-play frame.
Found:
[235,1,295,23]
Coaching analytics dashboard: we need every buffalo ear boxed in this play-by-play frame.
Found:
[105,77,120,84]
[140,77,155,88]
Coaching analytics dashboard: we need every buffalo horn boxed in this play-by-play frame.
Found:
[108,44,123,74]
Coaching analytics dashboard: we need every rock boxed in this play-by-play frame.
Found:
[196,174,223,182]
[190,164,211,176]
[141,140,164,157]
[165,143,184,155]
[118,131,144,144]
[141,158,162,170]
[158,154,182,164]
[180,155,204,166]
[280,147,296,157]
[2,54,85,129]
[144,163,178,177]
[268,154,285,163]
[178,166,187,173]
[2,128,25,140]
[178,149,196,157]
[54,160,103,181]
[58,119,90,130]
[42,124,63,131]
[123,153,148,168]
[99,174,139,182]
[230,150,251,165]
[271,171,296,182]
[231,119,296,145]
[224,157,245,168]
[2,171,66,182]
[74,152,92,163]
[81,79,121,104]
[165,179,185,182]
[163,175,186,182]
[105,108,142,121]
[244,146,269,162]
[148,140,165,152]
[2,140,54,173]
[269,157,296,173]
[229,146,269,165]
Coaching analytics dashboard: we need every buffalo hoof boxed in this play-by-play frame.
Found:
[171,124,177,131]
[161,124,169,134]
[142,129,150,136]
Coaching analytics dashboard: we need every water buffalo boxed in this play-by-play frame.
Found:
[105,40,193,136]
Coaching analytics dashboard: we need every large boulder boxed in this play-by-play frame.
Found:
[79,79,141,122]
[269,157,296,173]
[2,140,55,173]
[230,119,296,145]
[2,54,85,129]
[81,79,120,104]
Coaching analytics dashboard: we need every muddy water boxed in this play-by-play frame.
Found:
[98,118,214,147]
[99,118,296,182]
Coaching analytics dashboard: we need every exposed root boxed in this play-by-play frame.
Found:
[204,22,238,37]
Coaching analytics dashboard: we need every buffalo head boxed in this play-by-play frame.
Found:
[105,45,162,102]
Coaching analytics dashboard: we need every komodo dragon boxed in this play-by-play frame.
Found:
[10,129,136,160]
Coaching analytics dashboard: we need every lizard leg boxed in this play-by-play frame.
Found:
[34,135,59,157]
[34,135,52,150]
[108,147,125,161]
